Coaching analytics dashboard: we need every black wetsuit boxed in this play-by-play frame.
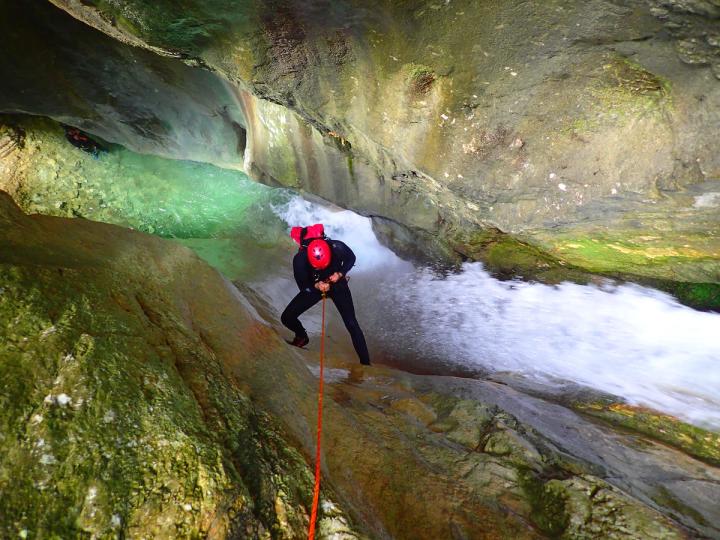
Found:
[281,240,371,365]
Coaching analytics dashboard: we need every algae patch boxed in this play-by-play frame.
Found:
[562,55,672,136]
[576,402,720,467]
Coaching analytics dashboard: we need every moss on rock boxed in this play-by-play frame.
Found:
[449,227,593,284]
[564,55,672,137]
[546,232,719,283]
[517,470,688,540]
[0,191,360,539]
[415,390,692,539]
[667,282,720,312]
[575,402,720,467]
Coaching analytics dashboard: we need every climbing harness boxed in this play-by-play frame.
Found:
[308,293,327,540]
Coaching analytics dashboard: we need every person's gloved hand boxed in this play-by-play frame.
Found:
[315,281,330,293]
[328,272,343,283]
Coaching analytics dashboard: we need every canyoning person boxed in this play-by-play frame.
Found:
[281,224,371,366]
[63,124,105,158]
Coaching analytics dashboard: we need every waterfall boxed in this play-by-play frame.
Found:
[274,195,720,429]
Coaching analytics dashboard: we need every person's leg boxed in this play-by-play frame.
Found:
[330,282,371,365]
[281,290,322,341]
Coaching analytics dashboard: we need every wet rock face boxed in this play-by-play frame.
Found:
[307,366,715,539]
[648,0,720,76]
[0,1,246,168]
[44,0,720,283]
[0,192,361,539]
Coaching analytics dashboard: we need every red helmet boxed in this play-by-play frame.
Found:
[307,239,331,269]
[290,223,325,246]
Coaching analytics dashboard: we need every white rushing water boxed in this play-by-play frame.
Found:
[273,196,720,428]
[276,196,410,273]
[398,265,720,428]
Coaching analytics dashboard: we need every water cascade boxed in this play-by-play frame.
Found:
[272,196,720,429]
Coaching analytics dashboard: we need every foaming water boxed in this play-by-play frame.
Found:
[272,196,720,428]
[274,197,411,273]
[392,265,720,427]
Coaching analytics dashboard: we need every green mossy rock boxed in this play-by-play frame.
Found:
[576,402,720,467]
[0,192,359,539]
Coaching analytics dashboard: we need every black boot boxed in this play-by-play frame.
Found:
[287,334,309,349]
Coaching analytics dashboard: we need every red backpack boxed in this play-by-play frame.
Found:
[290,223,325,246]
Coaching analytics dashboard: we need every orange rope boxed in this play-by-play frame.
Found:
[308,294,326,540]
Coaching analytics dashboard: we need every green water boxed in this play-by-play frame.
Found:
[21,130,295,280]
[82,147,290,240]
[103,149,293,279]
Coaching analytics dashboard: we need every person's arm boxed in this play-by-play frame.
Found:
[293,253,316,292]
[331,241,356,277]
